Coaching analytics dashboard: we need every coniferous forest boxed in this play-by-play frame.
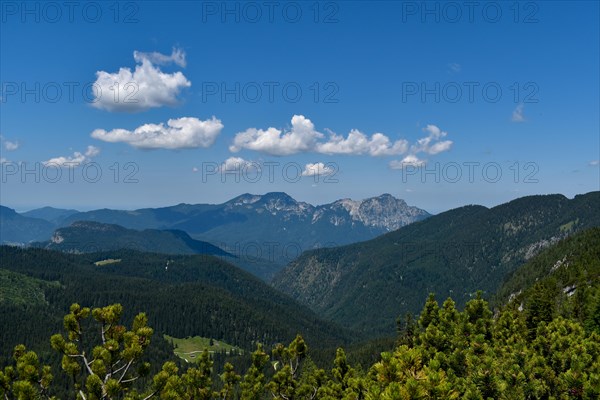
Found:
[2,226,600,399]
[3,1,599,398]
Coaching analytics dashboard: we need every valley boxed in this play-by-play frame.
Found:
[3,3,598,397]
[1,191,599,399]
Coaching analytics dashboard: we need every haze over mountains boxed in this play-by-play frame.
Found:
[1,193,430,277]
[0,206,55,244]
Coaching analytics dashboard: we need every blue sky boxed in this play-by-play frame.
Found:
[1,1,598,213]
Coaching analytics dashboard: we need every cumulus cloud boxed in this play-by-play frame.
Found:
[43,146,100,167]
[302,162,336,177]
[316,130,408,156]
[389,155,426,169]
[410,125,453,155]
[219,157,259,173]
[512,104,526,122]
[91,117,223,150]
[389,125,453,169]
[4,140,19,151]
[231,116,453,172]
[231,115,410,157]
[92,48,191,112]
[133,48,186,67]
[0,135,19,151]
[589,160,599,166]
[230,115,324,156]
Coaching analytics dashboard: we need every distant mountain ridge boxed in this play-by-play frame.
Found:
[272,191,600,336]
[62,193,430,263]
[0,193,430,275]
[219,192,428,230]
[0,206,55,244]
[21,207,79,224]
[35,221,231,257]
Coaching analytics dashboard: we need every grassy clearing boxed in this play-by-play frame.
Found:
[164,335,243,362]
[559,219,577,232]
[94,259,122,266]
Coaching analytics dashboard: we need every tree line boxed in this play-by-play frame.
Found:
[2,290,599,399]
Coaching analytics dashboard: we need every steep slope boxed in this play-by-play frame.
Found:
[0,246,350,360]
[272,192,600,336]
[0,206,55,244]
[494,226,600,322]
[37,221,230,257]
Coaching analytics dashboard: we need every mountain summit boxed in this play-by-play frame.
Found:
[1,193,429,279]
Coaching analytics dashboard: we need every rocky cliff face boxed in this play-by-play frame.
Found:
[225,192,430,230]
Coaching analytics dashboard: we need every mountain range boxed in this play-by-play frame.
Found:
[35,221,231,257]
[272,191,600,336]
[1,193,430,278]
[2,190,599,384]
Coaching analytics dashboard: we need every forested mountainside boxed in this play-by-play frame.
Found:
[3,277,599,399]
[2,220,600,399]
[273,192,600,335]
[494,227,600,330]
[35,221,230,257]
[0,246,348,362]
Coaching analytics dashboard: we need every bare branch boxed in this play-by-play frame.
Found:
[142,390,157,400]
[66,353,95,376]
[117,360,134,384]
[120,376,140,384]
[112,361,129,377]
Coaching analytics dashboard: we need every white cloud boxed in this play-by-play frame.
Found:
[389,155,426,169]
[0,135,19,151]
[427,140,453,155]
[192,167,199,172]
[389,125,453,168]
[589,160,599,166]
[91,117,223,150]
[231,116,453,173]
[512,104,526,122]
[43,146,100,167]
[133,48,186,67]
[92,49,191,112]
[4,140,19,151]
[410,125,453,155]
[230,115,324,156]
[302,162,335,177]
[231,115,409,157]
[316,130,408,156]
[219,157,259,173]
[448,63,461,73]
[0,157,9,164]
